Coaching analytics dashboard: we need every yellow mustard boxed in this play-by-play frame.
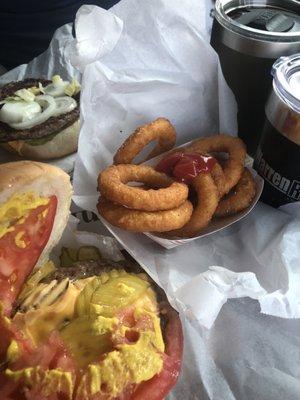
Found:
[15,231,26,248]
[6,340,19,363]
[8,269,165,399]
[6,367,74,400]
[65,270,165,397]
[0,192,49,239]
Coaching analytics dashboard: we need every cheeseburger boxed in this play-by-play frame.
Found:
[0,75,80,160]
[0,161,183,400]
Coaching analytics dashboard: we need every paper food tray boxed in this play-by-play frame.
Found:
[143,142,264,248]
[146,169,263,249]
[97,140,264,249]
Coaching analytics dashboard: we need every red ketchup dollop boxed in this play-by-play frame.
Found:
[156,152,216,184]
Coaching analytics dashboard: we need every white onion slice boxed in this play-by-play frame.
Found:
[43,82,69,98]
[52,96,77,116]
[9,95,56,130]
[0,101,41,124]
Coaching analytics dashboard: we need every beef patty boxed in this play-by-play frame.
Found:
[0,78,80,142]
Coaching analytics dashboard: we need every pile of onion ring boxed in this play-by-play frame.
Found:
[97,118,257,238]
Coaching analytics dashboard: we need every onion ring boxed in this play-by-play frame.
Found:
[97,197,193,232]
[98,164,189,211]
[215,168,256,218]
[183,135,246,195]
[210,161,226,197]
[166,172,219,238]
[113,118,176,165]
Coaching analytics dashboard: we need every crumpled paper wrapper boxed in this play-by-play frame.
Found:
[68,3,300,397]
[70,0,300,323]
[0,24,80,174]
[72,2,237,200]
[1,0,299,398]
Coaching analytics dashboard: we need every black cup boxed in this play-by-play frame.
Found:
[254,54,300,208]
[211,0,300,156]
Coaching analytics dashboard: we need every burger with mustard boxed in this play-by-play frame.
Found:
[0,161,183,400]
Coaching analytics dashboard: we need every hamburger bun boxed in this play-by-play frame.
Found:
[1,119,80,160]
[0,161,72,268]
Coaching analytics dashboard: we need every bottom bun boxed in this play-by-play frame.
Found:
[1,119,80,160]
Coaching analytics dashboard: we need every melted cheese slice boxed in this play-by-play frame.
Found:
[13,284,81,345]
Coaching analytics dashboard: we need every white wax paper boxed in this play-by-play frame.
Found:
[72,0,238,207]
[0,0,298,398]
[51,215,300,400]
[0,24,80,173]
[51,214,124,263]
[69,2,300,398]
[70,0,300,320]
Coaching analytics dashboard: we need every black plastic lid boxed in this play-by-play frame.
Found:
[229,6,300,33]
[213,1,300,58]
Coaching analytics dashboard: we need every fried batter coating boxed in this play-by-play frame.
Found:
[183,134,246,195]
[114,118,176,165]
[166,172,219,238]
[215,168,256,217]
[98,164,188,211]
[210,161,226,197]
[97,197,193,232]
[99,127,256,238]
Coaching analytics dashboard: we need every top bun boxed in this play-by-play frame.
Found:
[0,161,72,269]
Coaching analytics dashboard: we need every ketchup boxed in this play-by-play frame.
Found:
[156,152,216,184]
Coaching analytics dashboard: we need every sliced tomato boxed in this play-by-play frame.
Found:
[2,305,183,400]
[8,331,70,371]
[0,312,33,361]
[131,305,183,400]
[74,304,183,400]
[0,196,57,316]
[1,331,76,400]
